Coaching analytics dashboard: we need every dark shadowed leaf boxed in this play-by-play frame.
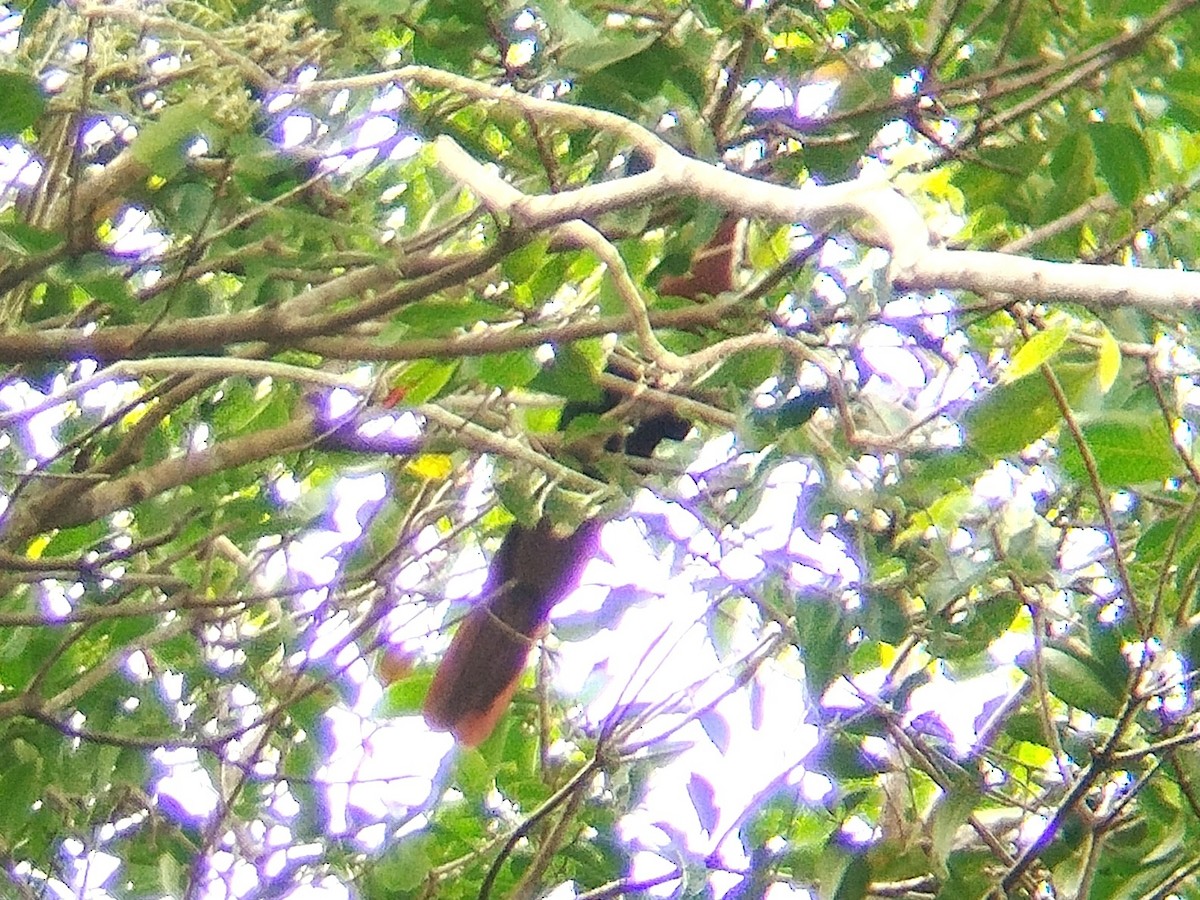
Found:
[1089,122,1151,205]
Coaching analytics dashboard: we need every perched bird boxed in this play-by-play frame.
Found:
[421,517,604,746]
[422,381,691,745]
[617,149,743,301]
[657,214,742,299]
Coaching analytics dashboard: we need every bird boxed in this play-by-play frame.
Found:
[421,516,604,746]
[423,155,729,744]
[657,214,742,299]
[422,383,691,746]
[615,148,743,301]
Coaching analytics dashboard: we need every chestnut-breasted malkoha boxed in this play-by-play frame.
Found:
[422,395,690,746]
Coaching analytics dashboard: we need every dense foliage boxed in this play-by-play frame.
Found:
[4,0,1200,897]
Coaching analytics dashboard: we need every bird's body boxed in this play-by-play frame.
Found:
[422,518,603,745]
[422,390,691,745]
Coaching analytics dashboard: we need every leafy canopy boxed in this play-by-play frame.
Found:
[3,1,1200,898]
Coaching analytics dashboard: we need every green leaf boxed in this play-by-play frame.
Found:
[494,471,545,526]
[501,235,553,284]
[211,380,268,437]
[939,850,995,900]
[1058,413,1179,486]
[39,520,109,557]
[161,181,215,234]
[1004,320,1070,383]
[794,597,848,697]
[559,411,620,448]
[377,671,432,717]
[131,99,214,177]
[158,853,185,896]
[0,737,43,837]
[965,360,1098,457]
[833,856,870,900]
[965,374,1059,457]
[390,360,458,404]
[0,221,63,254]
[0,69,44,135]
[1162,70,1200,130]
[707,347,784,390]
[1135,516,1178,564]
[1041,132,1095,227]
[18,0,54,40]
[558,30,659,74]
[410,11,487,69]
[391,298,512,336]
[79,272,135,308]
[538,0,599,43]
[932,594,1020,661]
[572,38,704,115]
[1022,646,1124,718]
[1089,122,1151,205]
[817,842,870,900]
[528,342,604,402]
[452,747,493,798]
[478,349,541,389]
[369,834,433,892]
[930,784,980,868]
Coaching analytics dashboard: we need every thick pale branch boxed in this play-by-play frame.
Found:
[435,136,685,369]
[434,137,854,375]
[6,67,1199,373]
[903,250,1200,310]
[0,246,503,364]
[1,412,318,546]
[298,295,747,362]
[34,20,1200,340]
[405,70,1200,314]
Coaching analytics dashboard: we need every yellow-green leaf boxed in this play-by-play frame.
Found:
[405,454,453,481]
[1096,326,1121,393]
[1005,320,1070,383]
